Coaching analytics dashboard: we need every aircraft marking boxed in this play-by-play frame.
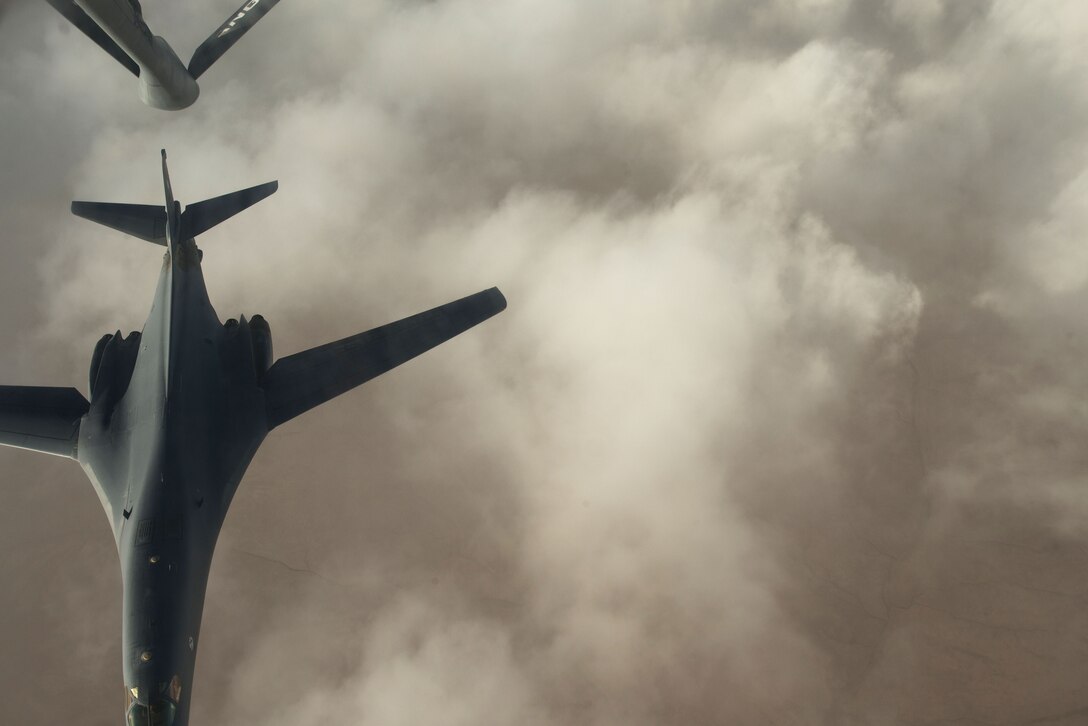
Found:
[217,0,262,37]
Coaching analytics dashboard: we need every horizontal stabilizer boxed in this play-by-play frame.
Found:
[188,0,284,80]
[181,181,278,239]
[71,202,167,245]
[43,0,140,77]
[0,386,89,458]
[263,288,507,428]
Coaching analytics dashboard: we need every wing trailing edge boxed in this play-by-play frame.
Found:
[263,288,507,429]
[0,386,89,458]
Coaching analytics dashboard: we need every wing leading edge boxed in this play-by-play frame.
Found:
[0,386,89,458]
[263,288,507,429]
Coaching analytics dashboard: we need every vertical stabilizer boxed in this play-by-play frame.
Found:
[162,149,181,248]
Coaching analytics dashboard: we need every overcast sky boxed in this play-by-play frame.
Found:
[2,1,1088,724]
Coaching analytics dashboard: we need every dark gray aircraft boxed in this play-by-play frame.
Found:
[43,0,283,109]
[0,152,506,725]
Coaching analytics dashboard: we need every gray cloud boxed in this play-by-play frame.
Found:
[2,1,1088,724]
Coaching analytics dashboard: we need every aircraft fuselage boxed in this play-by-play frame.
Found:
[78,237,268,724]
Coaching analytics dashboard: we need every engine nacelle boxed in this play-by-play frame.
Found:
[249,315,273,381]
[88,331,142,404]
[88,333,113,396]
[223,315,273,384]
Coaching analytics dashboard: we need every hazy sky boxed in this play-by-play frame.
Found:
[2,1,1088,724]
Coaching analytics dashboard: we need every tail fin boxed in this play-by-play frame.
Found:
[181,181,279,239]
[43,0,140,77]
[162,149,181,247]
[70,202,167,245]
[162,149,176,211]
[71,151,277,245]
[188,0,284,80]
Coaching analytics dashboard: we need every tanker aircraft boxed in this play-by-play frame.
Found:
[0,152,506,725]
[43,0,283,109]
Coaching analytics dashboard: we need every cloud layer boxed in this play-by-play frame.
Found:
[1,1,1088,724]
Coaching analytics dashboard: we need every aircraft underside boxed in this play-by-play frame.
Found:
[0,152,506,725]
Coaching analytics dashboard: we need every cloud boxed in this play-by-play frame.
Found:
[1,1,1088,724]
